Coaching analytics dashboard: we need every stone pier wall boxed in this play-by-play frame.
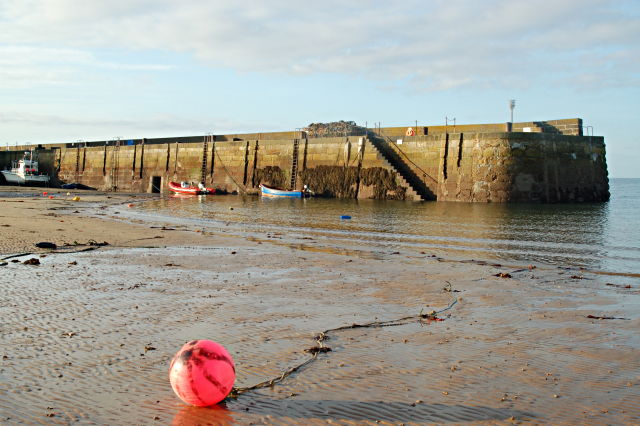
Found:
[438,132,609,202]
[384,132,608,202]
[0,119,609,202]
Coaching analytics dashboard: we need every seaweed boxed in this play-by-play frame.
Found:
[253,166,286,189]
[299,166,408,199]
[360,167,406,200]
[299,166,359,198]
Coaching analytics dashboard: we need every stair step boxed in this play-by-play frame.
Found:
[367,135,432,201]
[377,154,422,200]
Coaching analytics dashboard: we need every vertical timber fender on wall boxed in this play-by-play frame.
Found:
[436,133,449,200]
[102,145,107,175]
[243,141,250,186]
[301,138,308,172]
[456,134,463,168]
[443,133,449,180]
[344,139,351,166]
[437,133,449,202]
[56,148,62,174]
[165,143,170,172]
[132,143,137,177]
[251,141,259,188]
[173,142,179,177]
[139,139,145,179]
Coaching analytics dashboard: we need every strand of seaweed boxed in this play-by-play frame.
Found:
[0,240,110,261]
[229,288,459,397]
[2,243,459,397]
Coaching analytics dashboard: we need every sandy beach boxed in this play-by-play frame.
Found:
[1,186,638,425]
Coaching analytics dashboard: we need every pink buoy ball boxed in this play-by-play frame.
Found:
[169,340,236,407]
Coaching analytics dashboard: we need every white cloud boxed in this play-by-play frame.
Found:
[0,0,638,91]
[0,108,279,143]
[0,45,93,66]
[0,44,174,88]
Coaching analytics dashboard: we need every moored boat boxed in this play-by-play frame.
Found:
[259,184,309,198]
[0,150,50,186]
[168,181,215,195]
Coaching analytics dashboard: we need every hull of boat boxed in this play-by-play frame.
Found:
[168,181,215,195]
[1,171,50,185]
[260,184,304,198]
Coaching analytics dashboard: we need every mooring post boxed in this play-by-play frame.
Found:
[139,138,145,179]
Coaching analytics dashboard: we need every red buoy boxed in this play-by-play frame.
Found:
[169,340,235,406]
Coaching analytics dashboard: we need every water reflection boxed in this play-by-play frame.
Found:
[171,403,235,425]
[135,180,640,275]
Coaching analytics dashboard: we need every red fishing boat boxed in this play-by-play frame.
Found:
[168,181,215,195]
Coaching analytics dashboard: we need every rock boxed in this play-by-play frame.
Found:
[23,258,40,266]
[35,242,57,249]
[495,272,512,278]
[303,121,366,138]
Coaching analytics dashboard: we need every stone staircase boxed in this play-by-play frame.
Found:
[532,121,562,134]
[367,133,436,201]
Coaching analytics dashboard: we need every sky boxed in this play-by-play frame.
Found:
[1,0,638,177]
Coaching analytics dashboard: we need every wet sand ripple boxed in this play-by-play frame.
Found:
[1,241,638,424]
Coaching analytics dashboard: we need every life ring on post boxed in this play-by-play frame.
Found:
[406,127,415,136]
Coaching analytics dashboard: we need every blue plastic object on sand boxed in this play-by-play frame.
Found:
[340,215,351,220]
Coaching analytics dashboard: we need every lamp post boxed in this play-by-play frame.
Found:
[509,99,516,123]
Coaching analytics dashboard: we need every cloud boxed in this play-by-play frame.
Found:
[0,44,174,90]
[0,108,278,143]
[1,0,639,91]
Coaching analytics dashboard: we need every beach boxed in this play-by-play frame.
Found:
[1,187,638,425]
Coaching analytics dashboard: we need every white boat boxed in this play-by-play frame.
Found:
[1,150,50,186]
[259,184,309,198]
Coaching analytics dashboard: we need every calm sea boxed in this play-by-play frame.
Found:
[133,178,640,280]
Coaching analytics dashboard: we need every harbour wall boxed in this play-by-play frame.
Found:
[0,118,609,202]
[389,131,608,202]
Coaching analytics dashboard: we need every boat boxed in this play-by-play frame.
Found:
[0,150,50,186]
[259,184,309,198]
[61,183,95,190]
[168,181,215,195]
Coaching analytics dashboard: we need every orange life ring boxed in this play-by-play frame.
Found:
[406,127,415,136]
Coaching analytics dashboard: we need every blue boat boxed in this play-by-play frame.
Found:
[259,184,309,198]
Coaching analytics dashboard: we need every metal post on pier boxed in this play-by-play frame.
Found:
[445,116,456,134]
[509,99,516,123]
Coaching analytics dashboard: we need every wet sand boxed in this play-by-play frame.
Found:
[1,186,639,425]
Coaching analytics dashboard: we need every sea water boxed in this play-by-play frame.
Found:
[133,178,640,278]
